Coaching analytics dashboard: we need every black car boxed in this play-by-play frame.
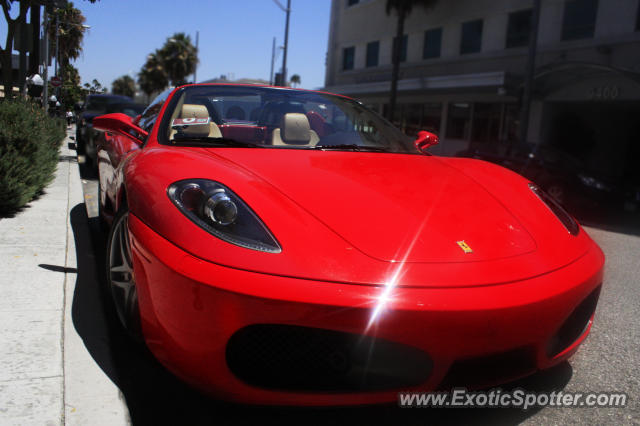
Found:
[455,143,620,214]
[75,94,136,162]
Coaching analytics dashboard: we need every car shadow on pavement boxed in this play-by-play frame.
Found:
[69,203,574,426]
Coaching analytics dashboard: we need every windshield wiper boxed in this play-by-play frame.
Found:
[169,136,261,148]
[313,144,389,152]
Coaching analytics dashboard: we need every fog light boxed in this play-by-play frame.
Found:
[204,192,238,225]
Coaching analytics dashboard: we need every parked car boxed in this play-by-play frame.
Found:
[93,84,604,406]
[75,94,136,162]
[456,143,620,213]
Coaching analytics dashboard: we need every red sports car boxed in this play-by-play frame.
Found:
[94,84,604,406]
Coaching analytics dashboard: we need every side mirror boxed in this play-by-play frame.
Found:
[93,113,148,143]
[414,130,439,154]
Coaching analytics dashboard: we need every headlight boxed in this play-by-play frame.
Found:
[528,183,579,236]
[578,173,611,191]
[168,179,281,253]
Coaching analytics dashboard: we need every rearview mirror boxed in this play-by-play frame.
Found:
[93,113,148,143]
[414,130,439,154]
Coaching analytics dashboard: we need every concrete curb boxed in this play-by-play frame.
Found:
[0,126,129,425]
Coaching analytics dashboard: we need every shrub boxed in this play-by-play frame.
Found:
[0,99,66,215]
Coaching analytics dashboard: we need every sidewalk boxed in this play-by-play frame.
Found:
[0,127,129,425]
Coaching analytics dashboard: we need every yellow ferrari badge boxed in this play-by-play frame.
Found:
[456,240,473,254]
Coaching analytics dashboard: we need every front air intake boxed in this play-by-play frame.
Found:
[226,324,432,392]
[547,285,602,357]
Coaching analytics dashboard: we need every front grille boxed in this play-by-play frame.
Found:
[438,346,536,390]
[226,324,432,392]
[547,284,602,357]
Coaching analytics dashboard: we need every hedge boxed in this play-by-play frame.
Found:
[0,99,66,215]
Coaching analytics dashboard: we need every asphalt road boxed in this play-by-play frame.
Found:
[74,155,639,426]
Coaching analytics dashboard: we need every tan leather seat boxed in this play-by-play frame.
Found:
[272,113,319,146]
[170,104,222,139]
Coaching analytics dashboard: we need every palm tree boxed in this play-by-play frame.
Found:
[49,1,88,70]
[83,79,104,94]
[158,33,198,86]
[138,51,168,101]
[112,75,136,98]
[59,63,84,107]
[385,0,437,123]
[290,74,301,88]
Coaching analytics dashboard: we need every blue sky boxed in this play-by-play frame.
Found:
[3,0,331,91]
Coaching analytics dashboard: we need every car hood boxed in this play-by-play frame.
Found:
[210,149,537,263]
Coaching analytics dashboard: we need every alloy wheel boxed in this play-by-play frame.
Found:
[107,211,140,335]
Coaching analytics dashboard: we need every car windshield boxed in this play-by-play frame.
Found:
[160,85,417,153]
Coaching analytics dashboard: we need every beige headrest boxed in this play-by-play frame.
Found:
[281,113,312,144]
[180,104,211,137]
[181,104,209,118]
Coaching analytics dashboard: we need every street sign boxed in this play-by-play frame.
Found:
[50,76,62,87]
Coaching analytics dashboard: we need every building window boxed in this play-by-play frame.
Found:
[366,41,379,67]
[472,103,502,143]
[423,28,442,59]
[506,9,532,48]
[447,103,472,139]
[347,0,359,6]
[392,34,408,62]
[342,46,355,70]
[562,0,598,40]
[460,19,483,54]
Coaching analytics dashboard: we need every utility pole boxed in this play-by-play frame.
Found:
[55,12,60,99]
[42,9,49,112]
[281,0,291,86]
[270,37,276,85]
[55,13,59,77]
[518,0,541,146]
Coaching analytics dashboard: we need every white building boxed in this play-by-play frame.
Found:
[324,0,640,184]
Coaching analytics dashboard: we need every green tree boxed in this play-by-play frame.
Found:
[290,74,301,88]
[138,51,168,100]
[111,75,135,98]
[83,78,104,94]
[385,0,437,123]
[59,63,86,107]
[158,33,197,86]
[48,1,88,70]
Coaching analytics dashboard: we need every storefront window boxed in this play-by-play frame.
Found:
[472,103,502,144]
[422,103,441,133]
[384,103,442,136]
[502,104,520,144]
[403,103,423,136]
[447,103,472,139]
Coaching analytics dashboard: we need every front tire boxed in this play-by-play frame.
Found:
[106,208,142,340]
